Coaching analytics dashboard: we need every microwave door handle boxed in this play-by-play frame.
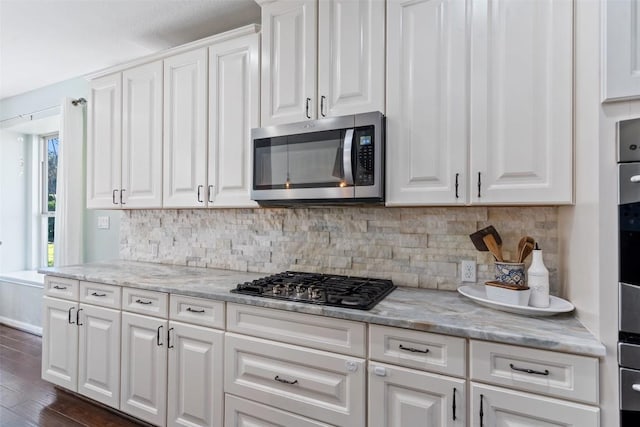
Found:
[343,129,355,185]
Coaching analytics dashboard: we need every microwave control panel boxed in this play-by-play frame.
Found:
[354,126,375,186]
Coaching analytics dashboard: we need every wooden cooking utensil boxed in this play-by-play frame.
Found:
[517,236,535,263]
[469,226,503,252]
[483,234,504,262]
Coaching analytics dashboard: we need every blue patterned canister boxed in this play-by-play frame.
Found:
[494,262,526,286]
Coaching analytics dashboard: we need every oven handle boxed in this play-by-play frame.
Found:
[343,129,355,186]
[632,384,640,392]
[631,175,640,183]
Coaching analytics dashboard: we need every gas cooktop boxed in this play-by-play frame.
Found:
[231,271,396,310]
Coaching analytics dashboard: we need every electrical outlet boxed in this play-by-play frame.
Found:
[97,216,110,230]
[461,260,477,283]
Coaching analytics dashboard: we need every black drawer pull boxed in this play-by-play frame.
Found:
[186,307,205,313]
[509,363,550,376]
[452,387,457,420]
[76,308,83,326]
[399,344,429,354]
[157,325,163,346]
[91,292,107,297]
[53,285,67,290]
[274,376,298,385]
[68,307,75,324]
[136,299,153,305]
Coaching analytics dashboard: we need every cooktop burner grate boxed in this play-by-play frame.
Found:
[231,271,396,310]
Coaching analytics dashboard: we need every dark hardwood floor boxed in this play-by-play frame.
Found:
[0,324,144,427]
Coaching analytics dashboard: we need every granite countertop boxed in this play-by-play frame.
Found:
[40,260,606,358]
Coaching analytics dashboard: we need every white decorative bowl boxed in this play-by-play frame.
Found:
[484,282,531,306]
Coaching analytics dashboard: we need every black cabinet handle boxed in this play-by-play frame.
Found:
[135,299,152,305]
[208,185,214,203]
[477,172,482,198]
[305,98,311,119]
[320,95,326,117]
[120,189,126,205]
[399,344,429,354]
[197,185,204,203]
[76,308,83,326]
[455,173,460,199]
[186,307,205,313]
[53,285,67,290]
[157,325,163,346]
[112,189,118,205]
[480,393,484,427]
[68,307,75,324]
[274,375,298,385]
[91,292,107,297]
[509,363,550,376]
[452,387,457,421]
[168,327,174,349]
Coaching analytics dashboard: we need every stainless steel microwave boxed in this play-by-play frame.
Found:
[251,111,384,206]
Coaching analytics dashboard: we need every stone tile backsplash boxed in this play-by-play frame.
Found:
[120,206,559,293]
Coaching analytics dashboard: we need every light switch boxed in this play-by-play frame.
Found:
[97,216,110,230]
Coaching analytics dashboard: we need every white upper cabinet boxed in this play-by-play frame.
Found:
[208,34,260,208]
[604,0,640,101]
[261,0,384,126]
[163,48,208,208]
[317,0,385,118]
[122,61,163,208]
[386,0,468,206]
[261,0,317,125]
[386,0,573,206]
[87,73,122,209]
[469,0,573,204]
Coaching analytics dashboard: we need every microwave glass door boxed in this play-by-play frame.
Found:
[254,129,349,189]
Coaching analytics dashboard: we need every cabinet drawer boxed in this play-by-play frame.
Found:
[369,325,466,377]
[79,281,121,309]
[224,395,333,427]
[122,287,168,318]
[226,303,366,357]
[470,340,599,405]
[169,294,224,329]
[44,276,79,301]
[225,333,365,427]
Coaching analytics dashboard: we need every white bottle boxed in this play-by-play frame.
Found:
[528,243,550,307]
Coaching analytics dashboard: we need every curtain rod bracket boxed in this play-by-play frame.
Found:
[71,98,86,106]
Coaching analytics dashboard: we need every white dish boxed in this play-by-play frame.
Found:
[458,285,574,317]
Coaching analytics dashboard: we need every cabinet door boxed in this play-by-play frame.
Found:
[121,312,168,427]
[469,0,572,204]
[604,0,640,101]
[163,48,208,208]
[87,73,122,209]
[261,0,317,125]
[369,362,465,427]
[122,60,163,208]
[385,0,468,206]
[167,321,224,427]
[318,0,385,117]
[41,296,78,391]
[208,34,259,208]
[77,304,121,408]
[470,383,599,427]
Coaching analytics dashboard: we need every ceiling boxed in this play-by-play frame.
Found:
[0,0,261,100]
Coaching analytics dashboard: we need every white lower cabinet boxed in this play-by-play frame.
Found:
[121,311,168,426]
[77,304,121,408]
[167,321,224,427]
[225,394,333,427]
[369,362,466,427]
[225,332,366,427]
[470,383,599,427]
[42,296,79,391]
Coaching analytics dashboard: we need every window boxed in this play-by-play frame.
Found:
[42,133,59,267]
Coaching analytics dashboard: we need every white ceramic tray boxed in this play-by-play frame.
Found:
[457,284,574,317]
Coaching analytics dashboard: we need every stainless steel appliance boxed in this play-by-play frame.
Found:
[251,111,384,205]
[231,271,396,310]
[618,118,640,425]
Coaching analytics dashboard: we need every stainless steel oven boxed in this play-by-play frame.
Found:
[618,118,640,425]
[251,111,384,205]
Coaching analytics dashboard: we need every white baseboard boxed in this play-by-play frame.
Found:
[0,316,42,336]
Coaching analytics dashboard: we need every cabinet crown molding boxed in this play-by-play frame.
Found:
[85,24,260,80]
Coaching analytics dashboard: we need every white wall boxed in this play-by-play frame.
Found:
[0,129,29,272]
